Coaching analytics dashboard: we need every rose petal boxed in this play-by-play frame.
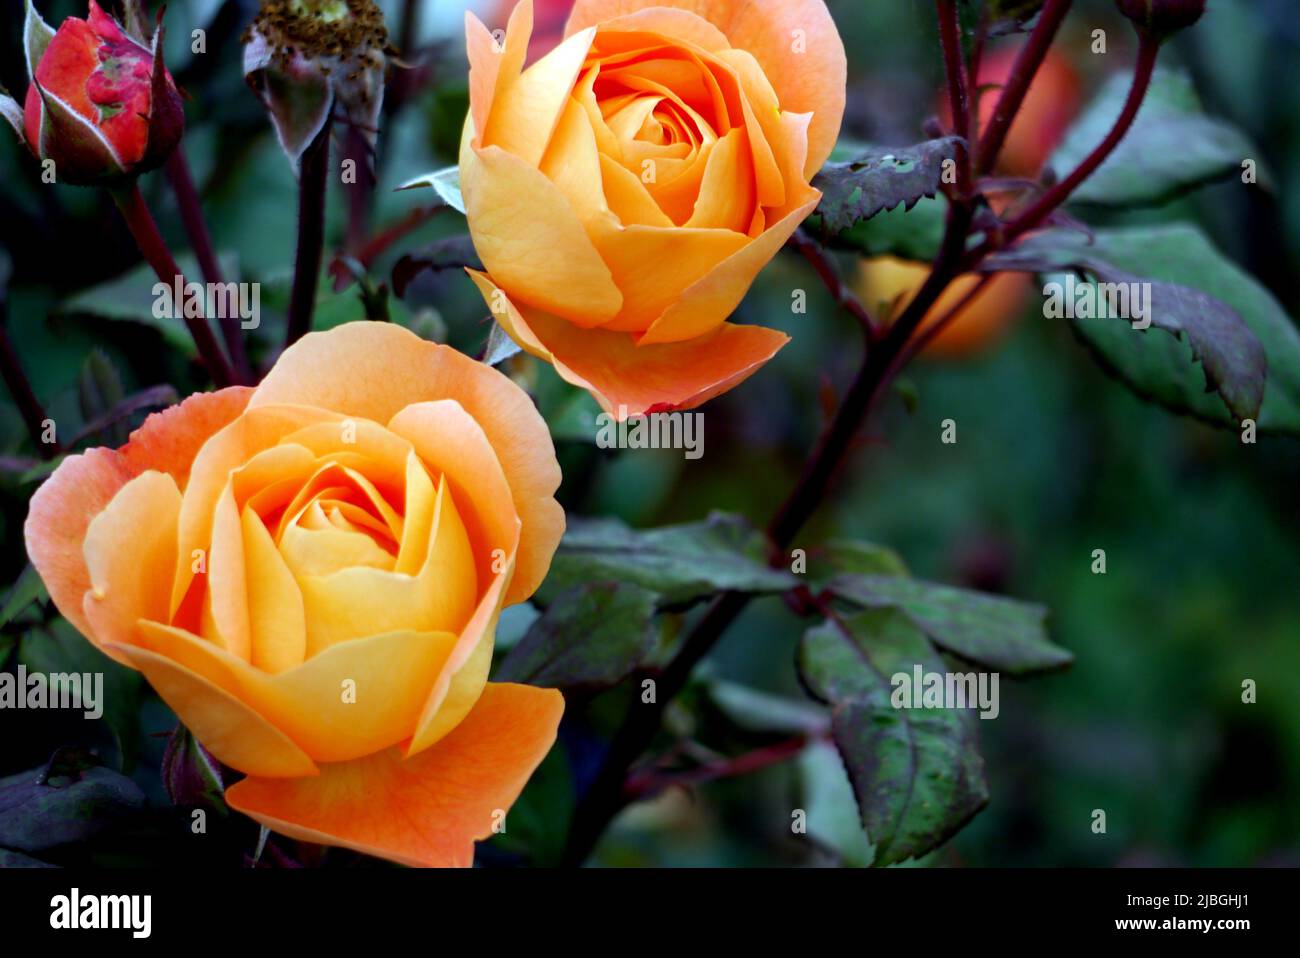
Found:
[110,641,319,778]
[250,323,563,605]
[467,269,788,418]
[134,621,462,764]
[639,187,819,344]
[226,682,564,867]
[566,0,845,174]
[81,470,181,664]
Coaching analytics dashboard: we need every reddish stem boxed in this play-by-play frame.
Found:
[285,118,332,350]
[995,36,1159,247]
[110,182,236,387]
[625,734,817,800]
[975,0,1073,174]
[165,151,253,384]
[937,0,973,196]
[788,228,877,338]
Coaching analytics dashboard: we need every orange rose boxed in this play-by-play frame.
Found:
[460,0,846,417]
[22,322,565,867]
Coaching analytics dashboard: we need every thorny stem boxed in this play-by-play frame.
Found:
[165,151,253,383]
[342,125,376,255]
[788,228,878,339]
[285,117,333,350]
[895,273,994,368]
[110,182,236,387]
[561,7,1165,868]
[332,204,445,286]
[625,733,819,800]
[937,0,973,196]
[992,35,1160,249]
[974,0,1073,174]
[562,204,975,866]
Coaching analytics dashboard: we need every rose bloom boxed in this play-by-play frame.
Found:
[460,0,846,418]
[0,1,183,183]
[24,323,566,867]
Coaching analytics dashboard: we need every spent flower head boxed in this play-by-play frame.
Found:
[242,0,393,172]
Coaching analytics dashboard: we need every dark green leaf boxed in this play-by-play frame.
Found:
[391,234,480,298]
[0,759,145,853]
[828,573,1071,675]
[489,743,573,866]
[20,620,144,767]
[824,195,947,263]
[537,513,797,605]
[996,224,1300,431]
[1,565,47,630]
[707,678,829,735]
[497,583,659,690]
[812,138,962,234]
[799,609,988,865]
[815,541,910,580]
[798,740,874,866]
[1052,69,1262,206]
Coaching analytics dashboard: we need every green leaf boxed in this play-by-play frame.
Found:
[998,224,1300,432]
[24,0,56,79]
[58,255,234,356]
[546,389,605,444]
[1,565,47,630]
[814,540,910,581]
[396,166,466,214]
[20,620,144,767]
[824,195,947,263]
[161,725,226,814]
[1052,69,1263,206]
[799,609,988,866]
[489,743,573,866]
[798,740,874,867]
[0,758,145,854]
[497,583,659,690]
[812,138,962,234]
[78,349,127,445]
[828,573,1071,675]
[537,513,797,605]
[708,679,829,735]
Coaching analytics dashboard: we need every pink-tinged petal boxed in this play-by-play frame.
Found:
[24,449,132,642]
[23,387,250,645]
[467,269,788,419]
[226,682,564,867]
[80,470,181,664]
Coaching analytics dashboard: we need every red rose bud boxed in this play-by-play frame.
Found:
[0,1,184,185]
[242,0,391,172]
[1116,0,1207,36]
